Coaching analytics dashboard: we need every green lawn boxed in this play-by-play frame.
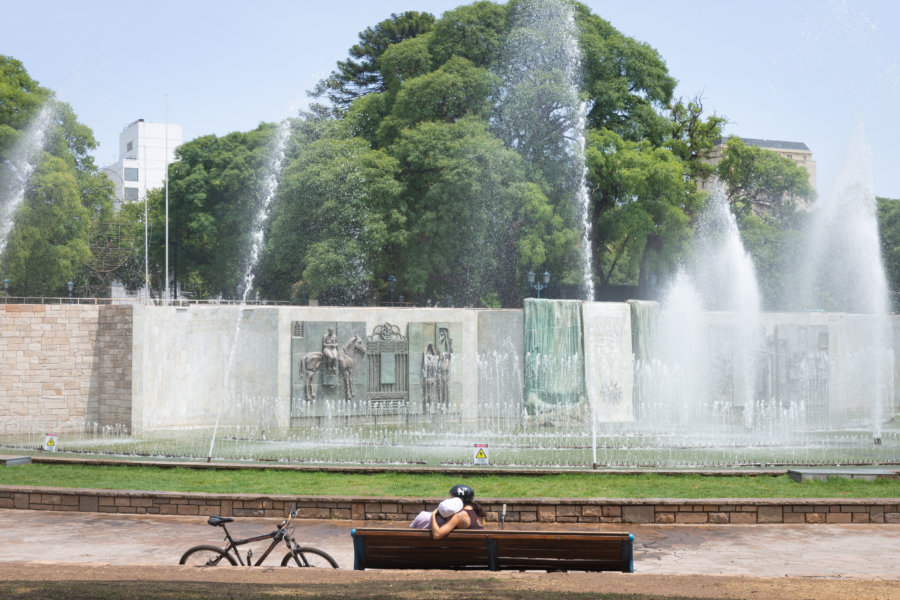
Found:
[1,463,898,498]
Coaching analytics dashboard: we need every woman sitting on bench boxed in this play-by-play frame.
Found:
[431,484,485,539]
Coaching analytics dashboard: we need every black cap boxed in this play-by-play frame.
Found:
[449,484,474,504]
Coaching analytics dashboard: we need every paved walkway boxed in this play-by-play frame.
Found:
[1,508,898,578]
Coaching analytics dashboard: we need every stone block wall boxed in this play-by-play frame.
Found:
[0,304,133,434]
[1,486,896,525]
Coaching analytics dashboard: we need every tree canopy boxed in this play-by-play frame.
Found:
[6,2,873,309]
[0,55,122,298]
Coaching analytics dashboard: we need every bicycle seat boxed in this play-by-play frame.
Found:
[207,516,234,526]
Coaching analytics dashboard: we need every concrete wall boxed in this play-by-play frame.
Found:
[0,304,132,434]
[2,303,898,437]
[132,305,493,433]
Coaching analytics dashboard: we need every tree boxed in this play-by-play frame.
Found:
[586,128,693,292]
[428,1,508,67]
[1,56,124,297]
[376,56,498,146]
[388,116,546,306]
[715,137,814,222]
[877,197,900,312]
[0,55,51,163]
[258,134,401,304]
[667,95,726,181]
[577,8,676,144]
[156,124,278,298]
[4,154,92,296]
[310,12,435,113]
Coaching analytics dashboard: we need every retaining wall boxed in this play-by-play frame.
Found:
[1,485,896,525]
[0,305,133,434]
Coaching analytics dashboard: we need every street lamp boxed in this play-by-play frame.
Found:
[3,279,8,304]
[527,270,551,298]
[67,280,74,304]
[387,274,397,304]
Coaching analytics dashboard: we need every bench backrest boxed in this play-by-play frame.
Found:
[351,528,634,572]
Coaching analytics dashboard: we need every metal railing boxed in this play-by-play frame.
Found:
[0,296,293,307]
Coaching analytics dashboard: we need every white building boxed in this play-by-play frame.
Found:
[103,119,182,206]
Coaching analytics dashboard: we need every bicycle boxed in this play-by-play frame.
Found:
[178,503,339,568]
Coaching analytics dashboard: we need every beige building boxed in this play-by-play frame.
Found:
[701,137,817,193]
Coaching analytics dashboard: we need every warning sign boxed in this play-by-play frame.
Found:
[43,433,58,452]
[473,443,489,465]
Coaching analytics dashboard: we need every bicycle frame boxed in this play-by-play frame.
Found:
[211,505,299,567]
[218,524,292,566]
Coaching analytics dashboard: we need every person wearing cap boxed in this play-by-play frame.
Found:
[431,484,485,538]
[409,497,463,529]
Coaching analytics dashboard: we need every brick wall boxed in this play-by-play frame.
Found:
[0,304,133,434]
[1,486,896,524]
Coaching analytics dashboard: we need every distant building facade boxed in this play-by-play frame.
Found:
[103,119,182,206]
[700,137,817,193]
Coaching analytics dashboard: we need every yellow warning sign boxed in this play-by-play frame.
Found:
[43,433,58,452]
[473,444,489,465]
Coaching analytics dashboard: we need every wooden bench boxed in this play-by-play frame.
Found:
[351,528,634,572]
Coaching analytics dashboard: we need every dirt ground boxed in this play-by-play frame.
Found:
[0,509,897,599]
[1,563,898,600]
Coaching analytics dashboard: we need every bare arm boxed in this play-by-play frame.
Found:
[430,510,470,539]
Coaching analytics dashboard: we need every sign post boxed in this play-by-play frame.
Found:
[473,443,489,465]
[43,433,57,452]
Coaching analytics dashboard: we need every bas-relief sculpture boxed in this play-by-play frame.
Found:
[298,334,366,401]
[291,320,460,417]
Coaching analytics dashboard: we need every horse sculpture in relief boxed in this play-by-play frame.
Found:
[299,335,367,401]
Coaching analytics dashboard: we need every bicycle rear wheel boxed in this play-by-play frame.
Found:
[281,547,338,568]
[180,545,236,566]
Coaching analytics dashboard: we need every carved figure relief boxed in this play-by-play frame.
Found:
[423,328,452,409]
[322,327,338,375]
[299,335,367,401]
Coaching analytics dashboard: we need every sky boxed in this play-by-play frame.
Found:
[4,0,900,198]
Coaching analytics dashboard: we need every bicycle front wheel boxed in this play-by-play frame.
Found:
[180,545,236,567]
[281,547,339,568]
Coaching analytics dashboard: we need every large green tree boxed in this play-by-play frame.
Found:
[586,128,693,292]
[389,116,552,306]
[1,55,120,297]
[715,137,814,223]
[258,132,401,304]
[877,197,900,312]
[153,124,278,299]
[310,11,436,113]
[4,155,92,296]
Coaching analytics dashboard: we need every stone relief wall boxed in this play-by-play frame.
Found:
[290,320,463,420]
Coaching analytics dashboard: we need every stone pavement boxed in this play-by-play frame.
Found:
[1,508,898,578]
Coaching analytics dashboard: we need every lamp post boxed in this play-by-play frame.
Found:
[67,280,74,304]
[387,274,397,305]
[3,279,8,304]
[528,270,551,298]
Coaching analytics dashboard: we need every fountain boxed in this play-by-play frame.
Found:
[494,0,595,300]
[207,117,294,461]
[1,5,897,470]
[0,102,55,256]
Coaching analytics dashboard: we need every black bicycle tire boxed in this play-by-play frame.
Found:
[281,547,339,568]
[179,545,237,566]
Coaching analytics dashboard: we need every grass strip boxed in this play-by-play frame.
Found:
[1,463,898,498]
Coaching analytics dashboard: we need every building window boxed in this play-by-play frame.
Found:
[124,187,139,201]
[126,141,133,152]
[124,167,139,181]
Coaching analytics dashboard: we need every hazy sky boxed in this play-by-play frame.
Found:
[5,0,899,197]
